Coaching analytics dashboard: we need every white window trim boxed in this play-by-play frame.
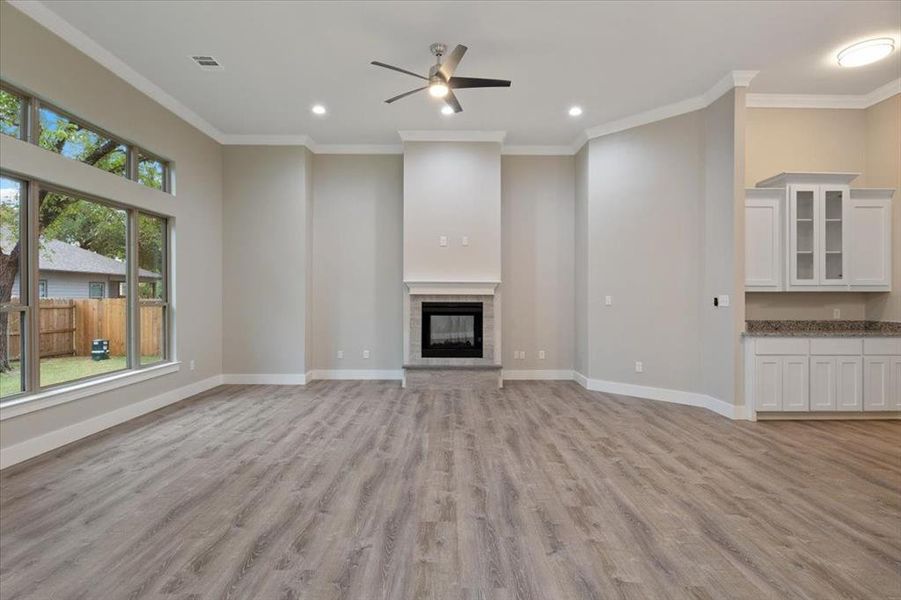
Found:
[0,361,180,421]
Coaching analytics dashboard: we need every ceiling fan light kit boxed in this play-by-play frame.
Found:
[372,43,512,113]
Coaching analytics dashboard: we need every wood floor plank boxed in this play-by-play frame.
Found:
[1,380,899,599]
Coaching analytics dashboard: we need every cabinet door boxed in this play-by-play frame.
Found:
[745,197,782,289]
[782,356,810,411]
[819,186,848,285]
[835,356,862,411]
[789,185,818,286]
[849,196,892,288]
[863,357,891,411]
[755,356,782,411]
[891,357,901,412]
[809,357,836,411]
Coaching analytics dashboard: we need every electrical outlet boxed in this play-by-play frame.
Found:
[605,295,612,306]
[189,360,195,371]
[362,350,370,359]
[538,350,546,360]
[833,308,841,319]
[336,350,344,359]
[462,235,469,246]
[439,235,448,247]
[635,361,643,373]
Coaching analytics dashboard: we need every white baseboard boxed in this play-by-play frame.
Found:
[503,369,575,380]
[309,369,403,381]
[573,372,747,420]
[222,373,308,385]
[0,374,224,470]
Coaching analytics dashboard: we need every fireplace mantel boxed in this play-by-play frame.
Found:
[404,280,500,296]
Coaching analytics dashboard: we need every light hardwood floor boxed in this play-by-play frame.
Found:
[1,381,899,599]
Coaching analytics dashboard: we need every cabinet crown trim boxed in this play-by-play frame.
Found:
[756,172,859,188]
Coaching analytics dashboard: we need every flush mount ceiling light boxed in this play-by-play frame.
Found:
[441,105,454,115]
[429,81,449,98]
[568,106,583,117]
[311,104,327,115]
[837,38,895,67]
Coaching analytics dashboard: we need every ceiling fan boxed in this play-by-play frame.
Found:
[371,43,511,113]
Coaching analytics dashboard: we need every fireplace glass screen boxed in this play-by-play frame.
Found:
[421,302,483,358]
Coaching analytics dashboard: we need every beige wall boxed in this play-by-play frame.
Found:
[403,142,502,282]
[864,95,901,322]
[585,110,705,392]
[311,155,404,371]
[745,98,900,322]
[501,156,575,371]
[0,2,223,448]
[222,146,311,375]
[573,146,589,376]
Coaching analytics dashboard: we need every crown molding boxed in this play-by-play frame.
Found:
[747,78,900,109]
[219,134,315,147]
[399,130,507,143]
[314,144,404,155]
[581,70,758,146]
[7,0,227,144]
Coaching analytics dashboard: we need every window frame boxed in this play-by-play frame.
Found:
[0,80,173,194]
[88,281,105,299]
[0,170,173,403]
[38,279,47,298]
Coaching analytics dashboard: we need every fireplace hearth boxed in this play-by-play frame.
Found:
[421,302,483,358]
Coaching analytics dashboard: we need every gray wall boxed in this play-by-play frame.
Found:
[574,146,589,376]
[222,146,311,375]
[311,155,404,371]
[501,156,575,370]
[584,111,705,393]
[0,1,223,448]
[403,142,502,282]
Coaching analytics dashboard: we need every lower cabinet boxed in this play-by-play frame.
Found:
[748,337,900,416]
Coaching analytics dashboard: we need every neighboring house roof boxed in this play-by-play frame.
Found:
[1,228,160,279]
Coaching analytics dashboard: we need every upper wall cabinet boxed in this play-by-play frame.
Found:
[745,173,893,292]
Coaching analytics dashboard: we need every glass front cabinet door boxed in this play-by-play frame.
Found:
[788,184,848,288]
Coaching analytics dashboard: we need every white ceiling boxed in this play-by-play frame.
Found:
[21,1,901,146]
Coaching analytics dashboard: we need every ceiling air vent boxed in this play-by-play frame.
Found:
[190,55,224,71]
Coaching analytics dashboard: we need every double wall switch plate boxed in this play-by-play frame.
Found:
[717,295,730,307]
[635,361,643,373]
[336,350,344,359]
[605,296,613,306]
[439,235,448,247]
[362,350,370,359]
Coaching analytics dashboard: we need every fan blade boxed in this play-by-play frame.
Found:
[371,61,428,80]
[448,76,512,89]
[444,90,463,113]
[385,86,428,103]
[438,44,467,80]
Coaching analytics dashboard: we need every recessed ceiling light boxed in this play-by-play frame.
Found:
[441,105,454,115]
[311,104,327,115]
[568,106,583,117]
[837,38,895,67]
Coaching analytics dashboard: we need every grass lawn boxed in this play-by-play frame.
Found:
[1,355,161,399]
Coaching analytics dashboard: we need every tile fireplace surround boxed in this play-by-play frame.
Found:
[403,282,502,388]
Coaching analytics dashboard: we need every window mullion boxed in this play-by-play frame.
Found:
[127,210,140,369]
[25,180,40,392]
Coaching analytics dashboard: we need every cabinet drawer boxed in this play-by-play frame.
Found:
[863,338,901,355]
[755,338,809,355]
[810,338,862,355]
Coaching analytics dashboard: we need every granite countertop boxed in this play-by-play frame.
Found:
[744,320,901,337]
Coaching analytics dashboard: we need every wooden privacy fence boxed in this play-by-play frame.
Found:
[7,298,162,359]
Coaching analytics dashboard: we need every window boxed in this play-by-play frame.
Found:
[0,174,172,401]
[0,176,25,399]
[0,87,25,139]
[38,105,128,177]
[0,80,173,193]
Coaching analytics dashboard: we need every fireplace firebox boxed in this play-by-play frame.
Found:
[421,302,483,358]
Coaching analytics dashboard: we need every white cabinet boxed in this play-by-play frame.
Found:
[745,173,893,292]
[747,336,899,416]
[849,190,893,289]
[745,190,783,290]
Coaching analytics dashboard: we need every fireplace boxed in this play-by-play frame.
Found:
[421,302,483,358]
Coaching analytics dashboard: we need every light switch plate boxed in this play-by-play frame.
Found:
[635,361,643,373]
[538,350,546,360]
[439,235,448,247]
[833,308,841,319]
[605,295,612,306]
[718,295,730,307]
[336,350,343,359]
[362,350,370,359]
[462,235,469,246]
